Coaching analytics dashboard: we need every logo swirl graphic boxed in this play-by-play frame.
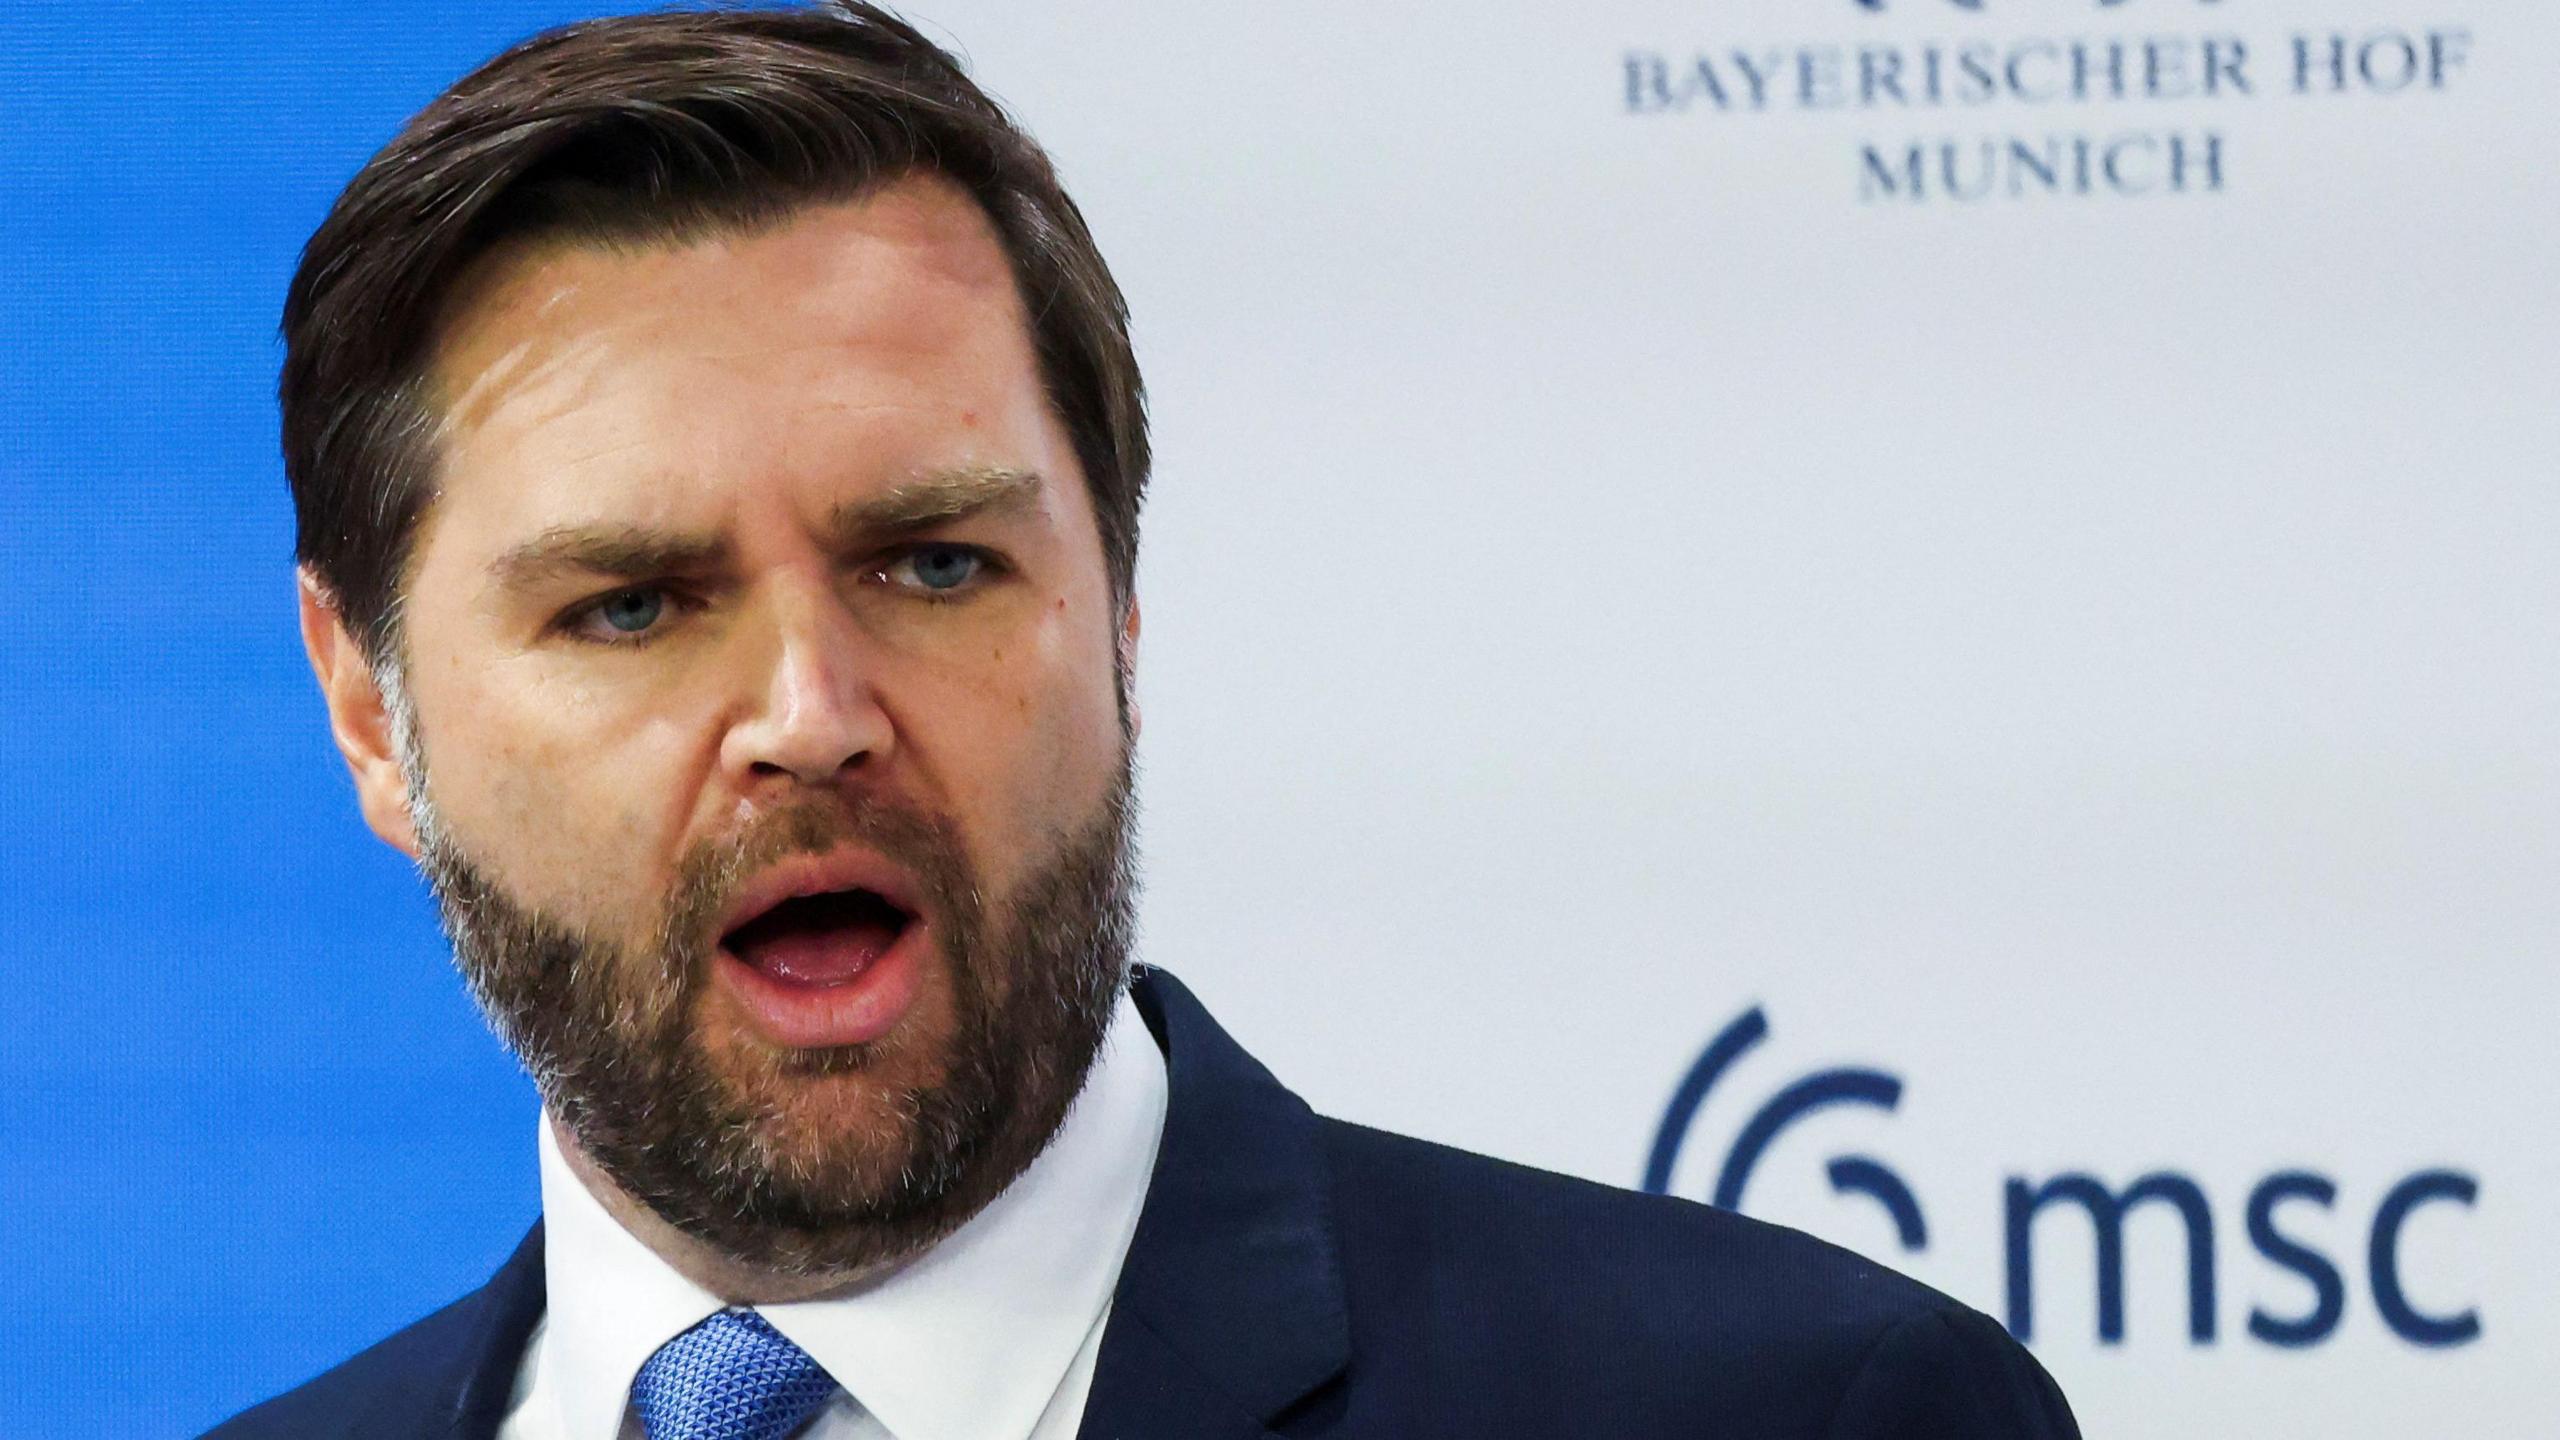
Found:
[1640,1008,1927,1251]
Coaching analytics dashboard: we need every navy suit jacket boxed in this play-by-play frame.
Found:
[208,969,2079,1439]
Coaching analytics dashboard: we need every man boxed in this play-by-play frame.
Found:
[214,5,2080,1437]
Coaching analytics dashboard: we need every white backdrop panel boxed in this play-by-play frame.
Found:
[907,2,2557,1434]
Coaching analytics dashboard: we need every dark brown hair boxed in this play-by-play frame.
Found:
[281,3,1147,661]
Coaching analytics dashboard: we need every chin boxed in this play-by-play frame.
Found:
[708,983,969,1166]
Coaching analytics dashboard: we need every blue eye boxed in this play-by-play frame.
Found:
[595,587,665,634]
[901,545,985,593]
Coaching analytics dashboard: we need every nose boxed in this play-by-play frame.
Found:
[719,580,894,789]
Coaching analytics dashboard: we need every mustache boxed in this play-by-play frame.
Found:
[658,793,973,963]
[417,787,977,1070]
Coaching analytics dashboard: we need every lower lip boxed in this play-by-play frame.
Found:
[712,920,928,1050]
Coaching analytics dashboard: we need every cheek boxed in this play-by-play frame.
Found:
[904,607,1122,878]
[1015,592,1124,752]
[423,664,703,915]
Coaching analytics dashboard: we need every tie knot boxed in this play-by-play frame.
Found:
[630,1308,839,1440]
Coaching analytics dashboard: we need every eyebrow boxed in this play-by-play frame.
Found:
[485,466,1046,594]
[488,525,729,594]
[827,465,1043,538]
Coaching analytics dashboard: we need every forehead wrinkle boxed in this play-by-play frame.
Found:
[434,286,953,474]
[552,434,659,476]
[426,183,1032,464]
[434,327,609,458]
[428,237,630,446]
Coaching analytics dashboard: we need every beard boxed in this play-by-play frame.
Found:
[402,729,1138,1280]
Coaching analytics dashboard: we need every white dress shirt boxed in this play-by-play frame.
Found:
[496,991,1168,1440]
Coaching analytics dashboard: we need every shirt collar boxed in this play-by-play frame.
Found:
[534,989,1168,1440]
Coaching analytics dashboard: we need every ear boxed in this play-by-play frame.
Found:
[298,570,422,858]
[1117,593,1142,740]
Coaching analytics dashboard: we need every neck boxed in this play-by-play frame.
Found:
[547,1113,889,1305]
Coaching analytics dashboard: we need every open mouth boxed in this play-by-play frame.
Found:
[720,887,915,988]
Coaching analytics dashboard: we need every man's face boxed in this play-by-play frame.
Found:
[321,175,1138,1275]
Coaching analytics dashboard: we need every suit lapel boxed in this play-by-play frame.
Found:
[1078,969,1352,1439]
[370,1222,547,1440]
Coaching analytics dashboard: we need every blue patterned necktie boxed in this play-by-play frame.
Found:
[629,1308,840,1440]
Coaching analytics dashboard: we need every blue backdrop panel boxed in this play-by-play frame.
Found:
[0,6,667,1433]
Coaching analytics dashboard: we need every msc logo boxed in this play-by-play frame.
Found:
[1642,1008,2482,1349]
[1640,1007,1927,1251]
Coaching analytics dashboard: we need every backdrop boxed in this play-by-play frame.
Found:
[4,1,2550,1435]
